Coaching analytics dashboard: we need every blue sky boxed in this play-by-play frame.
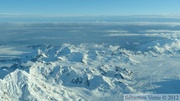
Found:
[0,0,180,16]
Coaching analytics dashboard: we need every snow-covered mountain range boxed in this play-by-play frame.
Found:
[0,22,180,101]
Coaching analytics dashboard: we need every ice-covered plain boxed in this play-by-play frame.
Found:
[0,17,180,101]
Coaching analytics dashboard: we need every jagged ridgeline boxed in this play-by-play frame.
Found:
[0,44,135,101]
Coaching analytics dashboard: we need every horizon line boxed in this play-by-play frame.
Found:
[1,13,180,18]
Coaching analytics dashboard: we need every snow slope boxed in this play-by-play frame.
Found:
[0,22,180,101]
[0,44,135,101]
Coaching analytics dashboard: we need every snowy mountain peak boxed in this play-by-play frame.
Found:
[0,44,136,101]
